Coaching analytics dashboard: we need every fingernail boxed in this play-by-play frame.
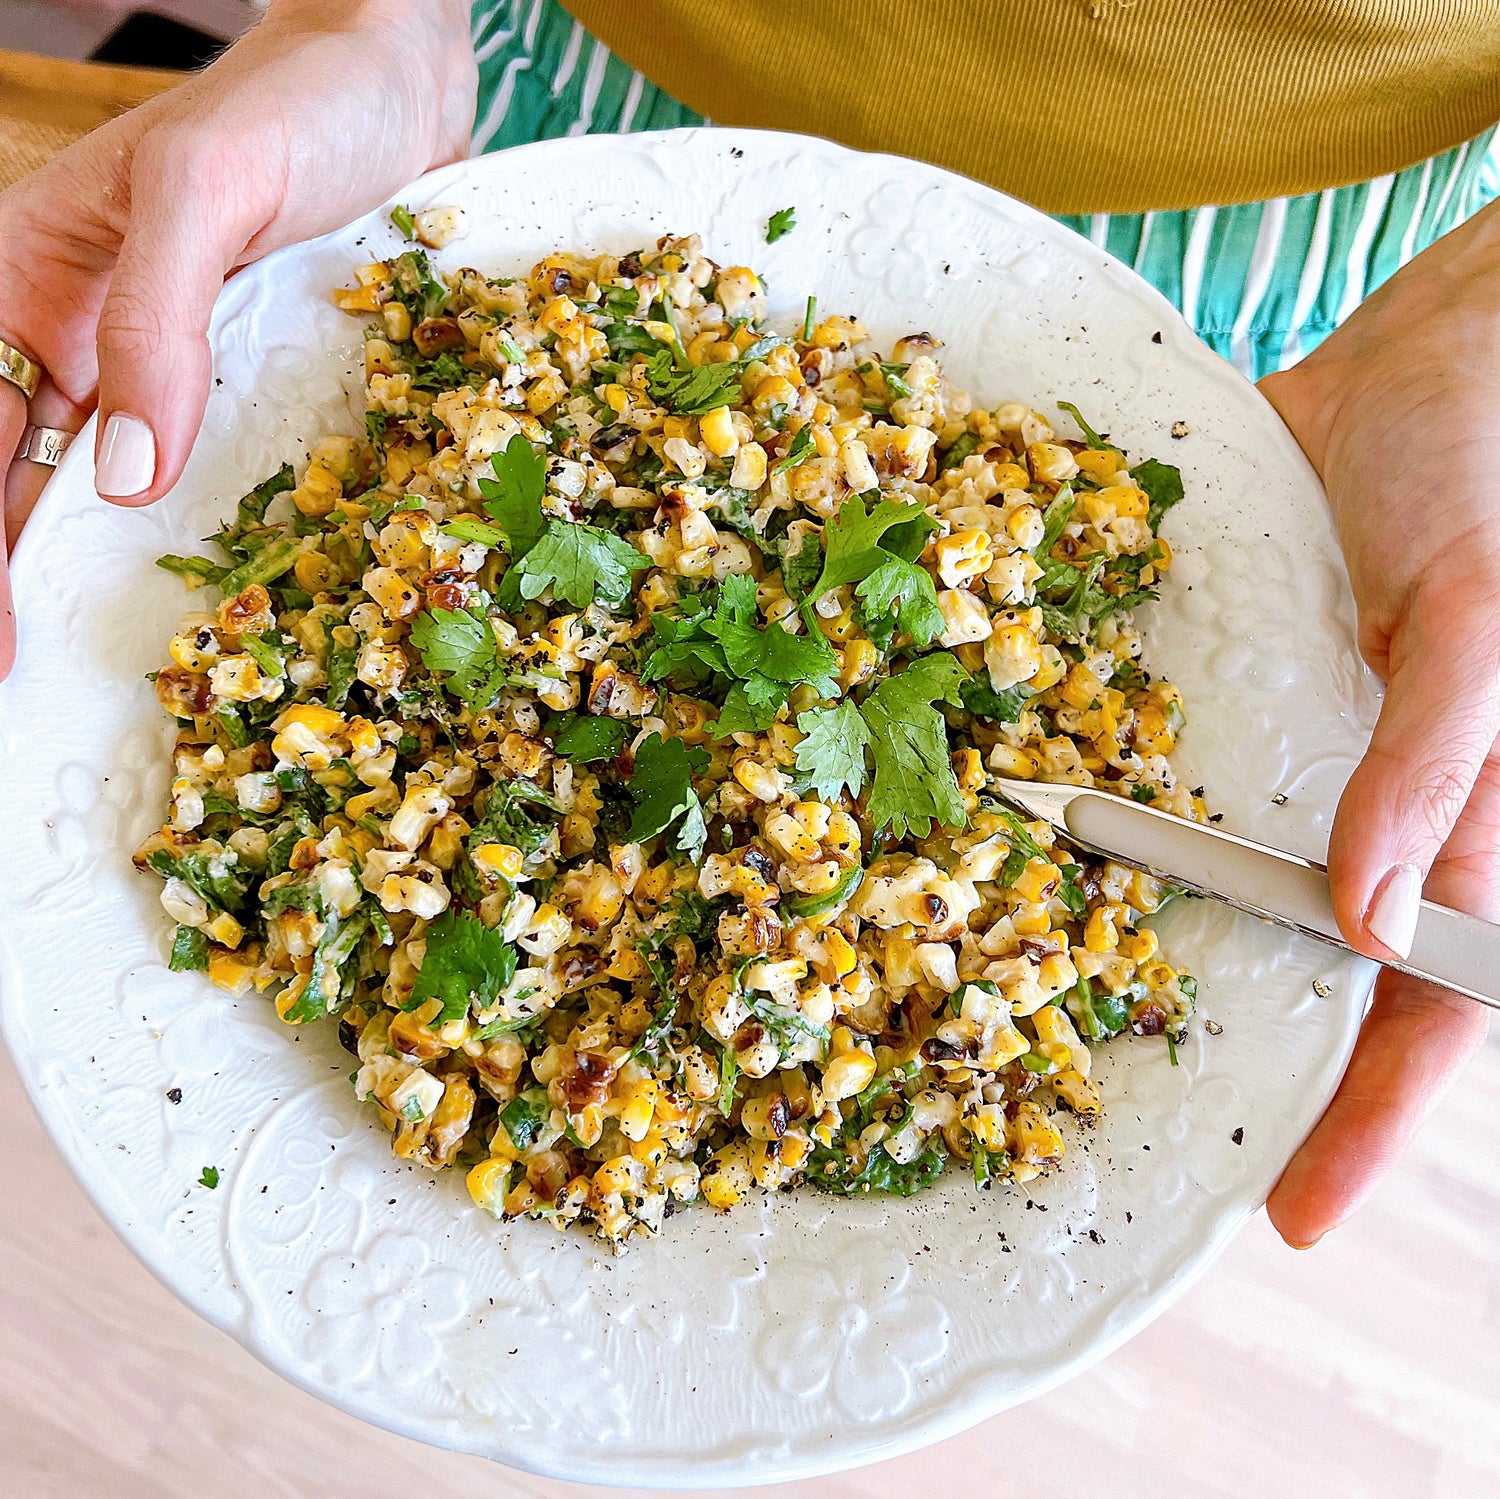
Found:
[96,412,156,498]
[1287,1235,1324,1251]
[1366,861,1422,959]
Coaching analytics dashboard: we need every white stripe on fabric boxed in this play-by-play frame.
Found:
[1397,155,1436,267]
[1279,188,1336,367]
[1333,173,1395,328]
[550,19,585,98]
[1089,214,1109,249]
[1180,207,1218,330]
[473,0,522,63]
[1425,138,1472,236]
[1228,196,1288,376]
[567,38,611,136]
[1132,211,1155,272]
[470,0,544,152]
[617,68,646,134]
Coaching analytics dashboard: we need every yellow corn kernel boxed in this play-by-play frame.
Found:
[1084,905,1121,953]
[1127,929,1160,963]
[527,373,568,414]
[991,461,1030,489]
[473,843,524,880]
[935,529,992,588]
[619,1081,659,1142]
[467,1158,512,1216]
[663,414,696,443]
[822,928,858,978]
[1071,449,1118,484]
[988,743,1039,779]
[1054,1069,1103,1116]
[967,1103,1008,1150]
[603,382,630,414]
[1139,958,1176,989]
[332,284,383,313]
[1012,901,1052,937]
[275,703,347,738]
[535,294,579,333]
[204,910,244,949]
[821,1049,876,1101]
[840,636,880,689]
[730,442,768,489]
[954,747,986,795]
[629,1127,670,1169]
[699,403,739,457]
[382,301,412,343]
[1012,857,1060,903]
[701,1171,741,1211]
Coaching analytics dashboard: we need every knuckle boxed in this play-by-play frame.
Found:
[96,285,168,355]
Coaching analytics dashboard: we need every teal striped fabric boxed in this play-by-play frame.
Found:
[469,0,1497,379]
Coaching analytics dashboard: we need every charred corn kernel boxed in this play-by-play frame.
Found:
[821,1049,876,1101]
[467,1158,511,1215]
[699,403,739,457]
[294,550,336,592]
[473,843,524,879]
[208,947,259,994]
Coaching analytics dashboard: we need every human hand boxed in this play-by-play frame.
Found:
[0,0,477,676]
[1258,202,1500,1248]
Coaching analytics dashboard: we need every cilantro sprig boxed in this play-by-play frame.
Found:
[627,733,710,860]
[795,654,969,837]
[408,908,520,1025]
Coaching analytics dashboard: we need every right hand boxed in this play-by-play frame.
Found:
[0,0,477,676]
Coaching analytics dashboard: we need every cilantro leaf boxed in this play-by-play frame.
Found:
[1131,458,1185,530]
[772,425,815,475]
[477,433,547,557]
[1056,400,1116,451]
[705,609,838,695]
[765,206,797,243]
[324,622,359,712]
[855,556,944,649]
[513,521,649,609]
[645,348,744,415]
[959,678,1031,724]
[549,713,627,764]
[778,527,823,600]
[809,490,934,601]
[860,655,969,837]
[1034,483,1076,559]
[408,908,520,1025]
[409,607,506,706]
[939,431,981,473]
[198,1166,219,1190]
[794,701,871,801]
[169,926,209,972]
[714,682,785,736]
[627,733,710,859]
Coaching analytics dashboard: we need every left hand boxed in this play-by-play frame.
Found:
[1258,200,1500,1248]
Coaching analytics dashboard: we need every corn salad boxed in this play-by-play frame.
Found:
[138,226,1200,1246]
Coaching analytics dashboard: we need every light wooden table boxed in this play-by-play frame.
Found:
[1,1026,1494,1498]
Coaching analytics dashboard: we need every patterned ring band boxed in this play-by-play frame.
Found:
[0,338,41,402]
[18,425,74,468]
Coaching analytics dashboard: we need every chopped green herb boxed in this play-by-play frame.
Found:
[198,1167,219,1190]
[168,926,209,972]
[765,206,797,243]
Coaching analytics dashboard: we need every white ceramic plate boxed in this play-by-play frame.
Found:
[0,129,1381,1487]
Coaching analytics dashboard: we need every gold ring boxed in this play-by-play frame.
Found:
[0,337,41,402]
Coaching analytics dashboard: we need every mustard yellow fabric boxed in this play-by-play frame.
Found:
[562,0,1500,214]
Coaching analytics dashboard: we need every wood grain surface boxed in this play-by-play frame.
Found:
[1,1025,1494,1498]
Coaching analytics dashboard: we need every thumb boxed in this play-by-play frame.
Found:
[1328,578,1500,960]
[93,134,262,505]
